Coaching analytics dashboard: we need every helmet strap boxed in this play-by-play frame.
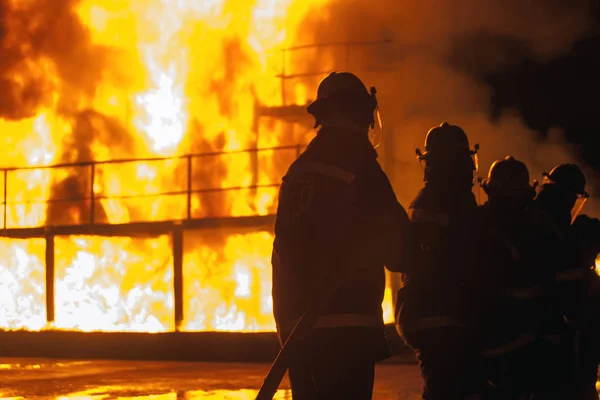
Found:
[571,197,589,224]
[371,106,384,149]
[369,86,384,149]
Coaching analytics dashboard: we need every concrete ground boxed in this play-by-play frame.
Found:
[0,358,423,399]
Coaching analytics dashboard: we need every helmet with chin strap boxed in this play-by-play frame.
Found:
[307,71,378,129]
[416,122,480,171]
[542,164,588,198]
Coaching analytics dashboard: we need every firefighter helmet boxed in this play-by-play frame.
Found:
[482,156,535,198]
[416,122,480,170]
[307,72,378,129]
[542,164,588,197]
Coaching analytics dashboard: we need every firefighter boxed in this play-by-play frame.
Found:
[271,71,408,400]
[569,214,600,400]
[534,164,600,400]
[477,156,564,398]
[536,164,589,235]
[391,122,485,400]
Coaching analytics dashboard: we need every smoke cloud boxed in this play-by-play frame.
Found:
[0,0,109,119]
[289,0,598,215]
[0,0,143,224]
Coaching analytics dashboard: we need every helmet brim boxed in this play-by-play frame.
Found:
[482,180,536,198]
[541,173,589,197]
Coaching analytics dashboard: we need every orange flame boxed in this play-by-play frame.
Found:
[0,0,394,333]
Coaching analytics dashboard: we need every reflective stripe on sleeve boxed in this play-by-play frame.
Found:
[286,162,356,184]
[408,208,450,227]
[555,267,593,282]
[483,333,536,358]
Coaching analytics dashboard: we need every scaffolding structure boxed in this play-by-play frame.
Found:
[2,39,398,332]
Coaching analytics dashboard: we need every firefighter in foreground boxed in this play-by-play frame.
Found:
[271,72,408,399]
[534,164,600,400]
[391,122,485,400]
[477,156,565,398]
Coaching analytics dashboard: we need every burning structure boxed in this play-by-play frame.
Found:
[0,0,598,359]
[0,0,400,358]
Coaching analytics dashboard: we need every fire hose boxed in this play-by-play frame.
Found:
[254,256,361,400]
[254,308,319,400]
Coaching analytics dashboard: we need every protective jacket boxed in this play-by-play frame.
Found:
[529,206,599,398]
[559,215,600,324]
[394,184,483,337]
[272,126,408,360]
[560,215,600,397]
[478,201,564,364]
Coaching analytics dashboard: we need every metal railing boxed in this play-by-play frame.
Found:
[0,144,305,230]
[276,39,394,106]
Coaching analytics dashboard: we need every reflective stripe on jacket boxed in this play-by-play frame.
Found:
[278,313,383,337]
[396,316,466,338]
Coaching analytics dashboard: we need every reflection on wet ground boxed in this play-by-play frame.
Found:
[54,388,292,399]
[2,392,291,400]
[0,358,423,399]
[2,358,596,399]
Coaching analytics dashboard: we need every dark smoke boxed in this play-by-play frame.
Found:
[0,0,110,119]
[46,110,137,225]
[0,0,143,224]
[288,0,598,215]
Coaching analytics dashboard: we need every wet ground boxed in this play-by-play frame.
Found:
[1,358,598,399]
[0,358,423,399]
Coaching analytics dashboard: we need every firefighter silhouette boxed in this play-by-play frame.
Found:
[392,122,486,400]
[534,164,600,400]
[271,71,408,400]
[476,156,565,398]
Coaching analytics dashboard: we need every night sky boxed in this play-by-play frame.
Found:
[487,12,600,172]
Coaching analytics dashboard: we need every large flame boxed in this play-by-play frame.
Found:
[0,0,396,333]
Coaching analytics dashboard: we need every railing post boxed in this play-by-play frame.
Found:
[281,49,286,106]
[173,225,184,331]
[251,150,259,195]
[45,230,55,324]
[3,170,7,230]
[90,163,95,224]
[186,155,192,221]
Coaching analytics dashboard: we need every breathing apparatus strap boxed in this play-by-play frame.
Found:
[571,197,589,224]
[370,87,384,149]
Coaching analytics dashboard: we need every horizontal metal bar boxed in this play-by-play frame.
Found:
[0,144,304,172]
[277,39,393,53]
[0,215,277,238]
[275,71,332,80]
[276,66,398,81]
[3,183,282,207]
